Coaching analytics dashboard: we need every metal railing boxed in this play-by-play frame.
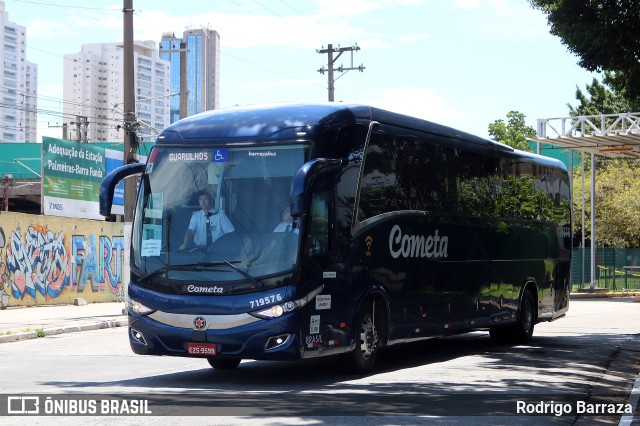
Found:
[572,247,640,291]
[537,112,640,138]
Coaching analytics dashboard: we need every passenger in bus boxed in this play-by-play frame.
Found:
[179,191,235,250]
[273,205,299,234]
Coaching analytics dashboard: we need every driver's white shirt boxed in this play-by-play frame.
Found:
[188,209,234,246]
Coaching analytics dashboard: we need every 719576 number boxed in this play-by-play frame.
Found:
[249,294,283,309]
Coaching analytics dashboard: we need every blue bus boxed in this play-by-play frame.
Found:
[100,103,571,373]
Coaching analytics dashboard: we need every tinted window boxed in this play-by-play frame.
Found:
[358,125,569,225]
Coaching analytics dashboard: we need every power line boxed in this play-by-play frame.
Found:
[4,2,337,142]
[0,96,125,126]
[8,0,118,11]
[221,50,305,82]
[278,0,303,15]
[226,0,257,15]
[250,0,282,17]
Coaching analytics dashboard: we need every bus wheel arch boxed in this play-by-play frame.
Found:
[515,285,536,342]
[344,291,388,374]
[521,282,538,324]
[490,284,537,344]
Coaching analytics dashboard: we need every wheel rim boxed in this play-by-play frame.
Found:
[523,298,533,333]
[359,315,377,360]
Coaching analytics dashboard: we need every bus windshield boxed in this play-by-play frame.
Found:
[131,145,308,289]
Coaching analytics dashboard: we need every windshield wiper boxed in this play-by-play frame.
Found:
[197,260,264,288]
[136,263,205,284]
[136,260,264,287]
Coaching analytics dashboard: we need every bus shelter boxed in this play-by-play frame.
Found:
[534,112,640,289]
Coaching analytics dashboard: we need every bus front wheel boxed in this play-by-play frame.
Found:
[345,305,379,374]
[207,358,241,370]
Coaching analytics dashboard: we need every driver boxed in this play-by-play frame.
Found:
[179,191,234,250]
[273,205,299,234]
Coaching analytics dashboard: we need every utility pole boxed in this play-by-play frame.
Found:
[1,174,13,212]
[123,0,137,222]
[317,43,365,101]
[70,116,89,143]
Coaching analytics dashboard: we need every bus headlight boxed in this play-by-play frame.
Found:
[255,304,285,319]
[251,285,324,320]
[127,298,156,316]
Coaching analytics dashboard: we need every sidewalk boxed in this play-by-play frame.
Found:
[0,300,127,344]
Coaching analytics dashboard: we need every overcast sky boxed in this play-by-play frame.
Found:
[5,0,598,141]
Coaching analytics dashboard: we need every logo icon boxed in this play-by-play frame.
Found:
[7,396,40,414]
[365,236,373,250]
[193,317,207,330]
[365,236,373,257]
[212,148,228,162]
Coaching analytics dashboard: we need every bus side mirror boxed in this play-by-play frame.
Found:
[99,162,146,217]
[290,158,344,216]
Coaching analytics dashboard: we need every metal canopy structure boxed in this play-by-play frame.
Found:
[535,112,640,158]
[534,111,640,289]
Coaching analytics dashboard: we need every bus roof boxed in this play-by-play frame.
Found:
[156,103,362,144]
[156,102,491,146]
[154,102,565,171]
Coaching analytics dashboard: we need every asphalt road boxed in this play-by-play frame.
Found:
[0,298,639,425]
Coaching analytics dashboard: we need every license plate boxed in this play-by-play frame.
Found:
[187,343,217,356]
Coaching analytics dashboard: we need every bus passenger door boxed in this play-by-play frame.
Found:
[304,190,351,351]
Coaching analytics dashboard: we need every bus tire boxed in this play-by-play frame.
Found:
[514,290,535,342]
[345,304,379,374]
[490,290,535,344]
[207,358,241,370]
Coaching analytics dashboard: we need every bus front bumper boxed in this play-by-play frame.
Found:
[127,309,302,361]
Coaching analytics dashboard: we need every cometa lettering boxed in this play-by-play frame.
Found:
[388,225,448,259]
[187,285,224,294]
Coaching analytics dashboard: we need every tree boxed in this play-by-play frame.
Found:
[568,72,636,117]
[488,111,536,151]
[573,159,640,247]
[529,0,640,104]
[567,73,640,248]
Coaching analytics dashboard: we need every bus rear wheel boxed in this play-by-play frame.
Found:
[345,305,379,374]
[490,290,535,344]
[207,358,241,370]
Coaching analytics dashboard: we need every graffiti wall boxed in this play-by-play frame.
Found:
[0,212,125,308]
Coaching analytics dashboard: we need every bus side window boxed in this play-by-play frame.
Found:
[307,191,331,256]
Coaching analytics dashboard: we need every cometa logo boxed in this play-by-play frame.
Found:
[187,285,224,294]
[388,225,449,259]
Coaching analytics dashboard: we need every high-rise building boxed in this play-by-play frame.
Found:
[160,28,220,124]
[63,40,170,142]
[0,1,38,142]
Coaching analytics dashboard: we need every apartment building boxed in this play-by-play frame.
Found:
[160,28,220,124]
[63,40,170,142]
[0,1,37,142]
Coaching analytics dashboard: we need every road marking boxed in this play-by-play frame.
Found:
[619,371,640,426]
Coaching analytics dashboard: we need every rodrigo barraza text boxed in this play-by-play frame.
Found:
[516,400,632,417]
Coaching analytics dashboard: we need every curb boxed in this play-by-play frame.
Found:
[575,334,640,425]
[0,318,128,344]
[570,292,640,300]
